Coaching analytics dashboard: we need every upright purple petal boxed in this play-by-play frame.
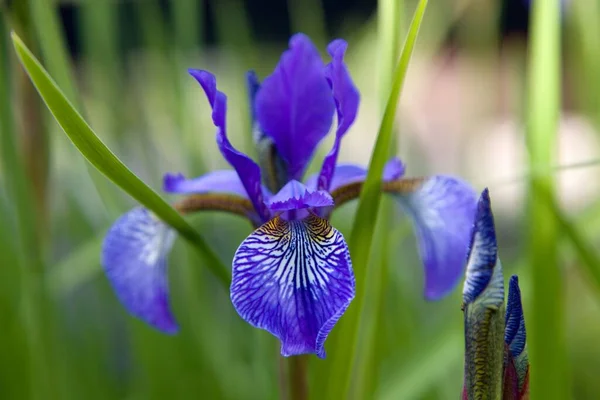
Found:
[306,158,405,192]
[462,189,505,399]
[265,180,333,212]
[101,208,177,333]
[163,170,249,198]
[189,69,270,222]
[505,275,529,392]
[246,70,261,127]
[505,276,526,357]
[255,33,335,180]
[394,176,478,299]
[231,214,355,358]
[317,39,360,191]
[462,188,498,304]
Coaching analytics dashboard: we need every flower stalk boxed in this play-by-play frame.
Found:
[289,356,309,400]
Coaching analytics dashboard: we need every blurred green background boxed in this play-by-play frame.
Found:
[1,0,599,398]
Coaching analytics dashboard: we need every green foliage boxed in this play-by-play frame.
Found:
[11,33,230,286]
[525,0,570,398]
[1,0,599,399]
[322,1,428,398]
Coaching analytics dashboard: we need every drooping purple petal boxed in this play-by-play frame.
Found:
[394,176,478,299]
[101,208,177,333]
[305,158,405,192]
[189,69,270,223]
[231,214,355,358]
[255,33,335,180]
[265,180,333,212]
[462,188,498,304]
[163,170,249,198]
[317,39,360,191]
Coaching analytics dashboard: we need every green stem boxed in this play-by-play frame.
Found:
[279,355,290,400]
[288,356,308,400]
[526,0,569,397]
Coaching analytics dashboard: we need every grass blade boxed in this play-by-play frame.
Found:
[377,0,403,110]
[27,0,124,219]
[550,199,600,301]
[11,32,231,286]
[0,17,58,399]
[323,1,428,398]
[353,1,404,396]
[525,0,569,397]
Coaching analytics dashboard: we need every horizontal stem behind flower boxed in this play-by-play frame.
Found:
[330,178,425,209]
[174,193,260,226]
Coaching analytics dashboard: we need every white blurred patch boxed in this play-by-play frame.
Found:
[466,114,600,214]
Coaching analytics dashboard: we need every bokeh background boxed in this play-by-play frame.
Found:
[1,0,599,399]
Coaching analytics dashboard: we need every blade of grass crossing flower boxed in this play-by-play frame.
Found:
[353,1,404,396]
[324,2,428,398]
[526,0,569,397]
[11,32,231,286]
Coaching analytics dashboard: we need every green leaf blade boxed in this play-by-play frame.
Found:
[323,1,429,398]
[525,0,569,397]
[11,32,230,286]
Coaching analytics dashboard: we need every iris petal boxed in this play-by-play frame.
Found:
[163,170,249,198]
[266,180,333,212]
[462,189,505,399]
[255,33,335,180]
[188,69,270,222]
[246,70,260,128]
[306,158,405,192]
[101,208,177,333]
[317,39,360,191]
[462,188,498,304]
[230,214,355,358]
[505,275,526,357]
[505,275,529,392]
[393,175,478,299]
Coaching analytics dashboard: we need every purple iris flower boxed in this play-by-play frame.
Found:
[101,33,478,358]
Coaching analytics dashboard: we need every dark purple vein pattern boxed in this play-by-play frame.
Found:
[230,214,355,357]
